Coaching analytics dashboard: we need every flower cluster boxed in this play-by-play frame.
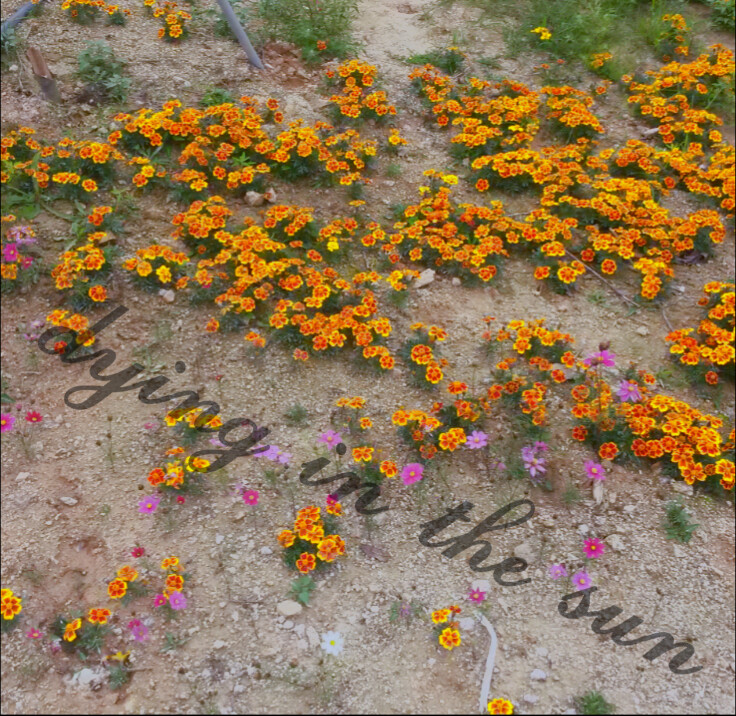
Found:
[431,604,462,650]
[45,308,98,351]
[571,366,735,491]
[542,86,604,139]
[155,556,188,611]
[665,281,734,386]
[326,59,397,122]
[277,505,346,574]
[152,1,191,41]
[625,45,735,147]
[61,0,108,24]
[0,217,37,287]
[1,588,22,627]
[401,322,449,387]
[122,244,190,291]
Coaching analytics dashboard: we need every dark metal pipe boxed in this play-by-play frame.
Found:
[1,1,42,36]
[214,0,264,70]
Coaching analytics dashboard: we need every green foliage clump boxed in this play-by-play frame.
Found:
[663,497,699,543]
[257,0,359,63]
[576,690,616,715]
[76,41,131,104]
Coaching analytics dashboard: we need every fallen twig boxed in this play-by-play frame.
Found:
[563,248,640,310]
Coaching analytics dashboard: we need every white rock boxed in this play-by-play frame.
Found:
[259,546,273,555]
[276,600,303,617]
[283,620,294,629]
[213,640,226,649]
[530,669,547,681]
[158,289,175,303]
[636,326,650,336]
[59,496,78,506]
[577,524,590,535]
[514,541,536,563]
[415,268,435,288]
[245,191,265,206]
[306,626,320,648]
[535,647,548,658]
[672,482,693,496]
[607,534,625,551]
[294,624,305,637]
[459,617,475,631]
[451,277,461,286]
[523,694,539,704]
[215,534,224,545]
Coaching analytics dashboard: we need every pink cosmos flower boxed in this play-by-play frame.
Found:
[466,430,488,449]
[584,460,606,482]
[617,380,642,402]
[0,413,15,432]
[26,628,44,639]
[131,547,145,558]
[176,495,186,504]
[153,594,167,608]
[583,349,616,367]
[572,570,592,589]
[25,410,43,424]
[401,463,424,486]
[318,430,342,449]
[548,563,568,580]
[583,538,605,559]
[168,591,187,610]
[128,619,149,642]
[242,489,259,506]
[138,494,161,514]
[468,588,486,603]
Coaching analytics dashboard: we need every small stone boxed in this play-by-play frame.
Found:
[514,541,536,563]
[276,600,303,617]
[636,326,650,336]
[607,534,625,551]
[459,617,475,631]
[9,64,18,72]
[577,524,590,535]
[294,624,305,637]
[530,669,547,681]
[158,289,175,303]
[523,694,539,704]
[213,640,226,649]
[415,268,435,288]
[306,626,319,648]
[245,191,265,206]
[259,546,273,555]
[672,482,693,496]
[283,620,294,629]
[451,277,461,286]
[215,534,224,545]
[535,647,548,658]
[59,496,78,506]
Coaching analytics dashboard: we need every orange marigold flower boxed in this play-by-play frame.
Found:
[278,529,296,547]
[598,442,619,460]
[166,574,184,592]
[295,552,317,574]
[439,627,461,650]
[107,579,127,599]
[116,565,138,582]
[88,608,111,625]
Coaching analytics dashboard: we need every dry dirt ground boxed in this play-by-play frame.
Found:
[1,1,735,714]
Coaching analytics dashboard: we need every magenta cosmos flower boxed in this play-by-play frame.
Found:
[584,460,606,482]
[128,619,149,642]
[572,570,592,590]
[242,489,259,506]
[617,380,642,402]
[131,547,145,558]
[0,413,15,432]
[468,588,487,603]
[318,430,342,450]
[583,349,616,367]
[548,563,568,580]
[168,591,187,610]
[26,627,44,639]
[466,430,488,449]
[583,538,606,559]
[401,463,424,486]
[138,494,161,514]
[25,410,43,423]
[153,594,167,608]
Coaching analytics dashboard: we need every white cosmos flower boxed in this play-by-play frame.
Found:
[320,630,344,656]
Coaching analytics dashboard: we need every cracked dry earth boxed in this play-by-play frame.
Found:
[1,0,735,714]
